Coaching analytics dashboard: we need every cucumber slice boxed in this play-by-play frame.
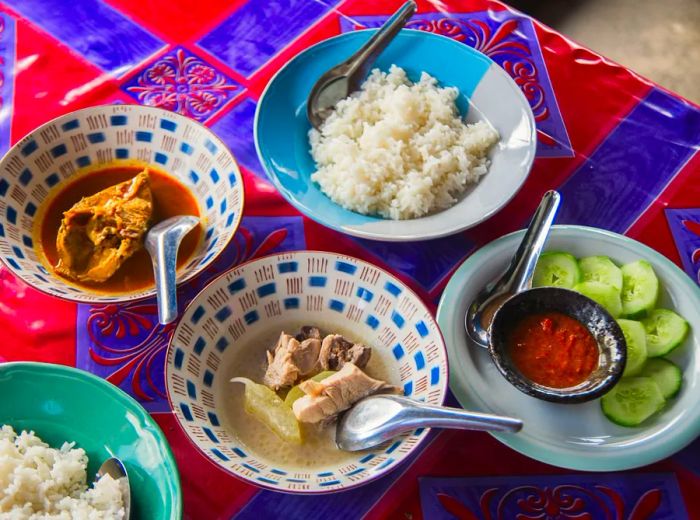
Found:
[617,319,647,376]
[573,281,622,318]
[533,252,581,289]
[640,358,682,399]
[579,256,623,292]
[621,260,659,317]
[642,309,689,357]
[601,377,665,427]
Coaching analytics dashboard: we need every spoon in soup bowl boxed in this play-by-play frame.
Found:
[336,394,522,451]
[145,215,199,325]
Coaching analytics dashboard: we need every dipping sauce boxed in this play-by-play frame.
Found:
[507,311,599,388]
[36,163,201,293]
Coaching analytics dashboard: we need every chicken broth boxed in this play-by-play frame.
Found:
[36,163,202,293]
[221,324,397,469]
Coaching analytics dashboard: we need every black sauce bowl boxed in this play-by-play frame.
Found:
[489,287,627,404]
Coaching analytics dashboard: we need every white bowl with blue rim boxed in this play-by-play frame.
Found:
[0,105,244,303]
[437,225,700,471]
[255,29,536,242]
[165,251,449,493]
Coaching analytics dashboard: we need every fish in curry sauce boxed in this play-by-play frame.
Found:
[36,163,201,293]
[55,170,153,283]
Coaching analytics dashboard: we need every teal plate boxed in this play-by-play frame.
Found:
[437,225,700,471]
[0,362,181,518]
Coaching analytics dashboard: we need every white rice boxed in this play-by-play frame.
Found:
[309,65,499,220]
[0,426,125,520]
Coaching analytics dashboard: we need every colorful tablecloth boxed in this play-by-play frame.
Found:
[1,0,699,518]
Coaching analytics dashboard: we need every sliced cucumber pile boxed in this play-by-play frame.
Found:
[533,252,581,289]
[532,250,690,427]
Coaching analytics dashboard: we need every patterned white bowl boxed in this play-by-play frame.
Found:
[0,105,244,303]
[166,251,448,493]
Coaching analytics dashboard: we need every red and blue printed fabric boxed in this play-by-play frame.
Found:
[0,0,699,518]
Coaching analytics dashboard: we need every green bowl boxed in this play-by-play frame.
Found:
[0,362,181,519]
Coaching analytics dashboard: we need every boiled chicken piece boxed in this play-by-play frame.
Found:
[55,171,152,282]
[318,334,371,371]
[292,363,401,424]
[263,332,322,390]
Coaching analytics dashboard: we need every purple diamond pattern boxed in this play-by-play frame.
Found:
[122,46,242,123]
[339,10,573,158]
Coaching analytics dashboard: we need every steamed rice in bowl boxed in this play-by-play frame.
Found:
[0,426,125,519]
[309,65,499,220]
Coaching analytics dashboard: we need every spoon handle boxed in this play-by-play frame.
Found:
[502,190,561,294]
[346,1,416,76]
[150,232,179,326]
[406,402,523,433]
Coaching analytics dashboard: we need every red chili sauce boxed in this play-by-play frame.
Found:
[507,312,599,388]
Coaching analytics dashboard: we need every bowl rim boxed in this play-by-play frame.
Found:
[488,286,627,404]
[0,360,183,518]
[253,27,537,242]
[0,104,246,304]
[165,249,450,494]
[437,224,700,471]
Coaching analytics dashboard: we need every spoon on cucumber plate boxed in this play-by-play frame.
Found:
[465,190,561,348]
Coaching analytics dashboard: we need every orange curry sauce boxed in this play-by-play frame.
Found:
[507,312,599,388]
[38,165,201,293]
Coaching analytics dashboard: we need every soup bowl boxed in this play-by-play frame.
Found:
[165,251,449,493]
[255,29,536,241]
[0,105,244,303]
[0,362,181,519]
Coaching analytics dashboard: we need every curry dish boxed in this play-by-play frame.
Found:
[37,164,201,293]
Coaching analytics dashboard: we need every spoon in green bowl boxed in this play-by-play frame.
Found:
[307,0,416,129]
[95,457,131,519]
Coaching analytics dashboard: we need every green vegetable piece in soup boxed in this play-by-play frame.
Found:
[284,371,336,407]
[231,377,302,444]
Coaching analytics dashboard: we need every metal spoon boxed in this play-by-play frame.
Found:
[465,190,561,348]
[336,395,522,451]
[145,215,199,325]
[95,457,130,519]
[307,0,416,129]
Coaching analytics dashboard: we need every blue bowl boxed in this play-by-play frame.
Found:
[255,29,536,241]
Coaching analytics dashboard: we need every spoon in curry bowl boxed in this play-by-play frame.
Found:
[307,0,416,129]
[336,395,522,451]
[145,215,199,325]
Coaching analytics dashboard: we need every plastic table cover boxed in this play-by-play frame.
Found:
[0,0,699,518]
